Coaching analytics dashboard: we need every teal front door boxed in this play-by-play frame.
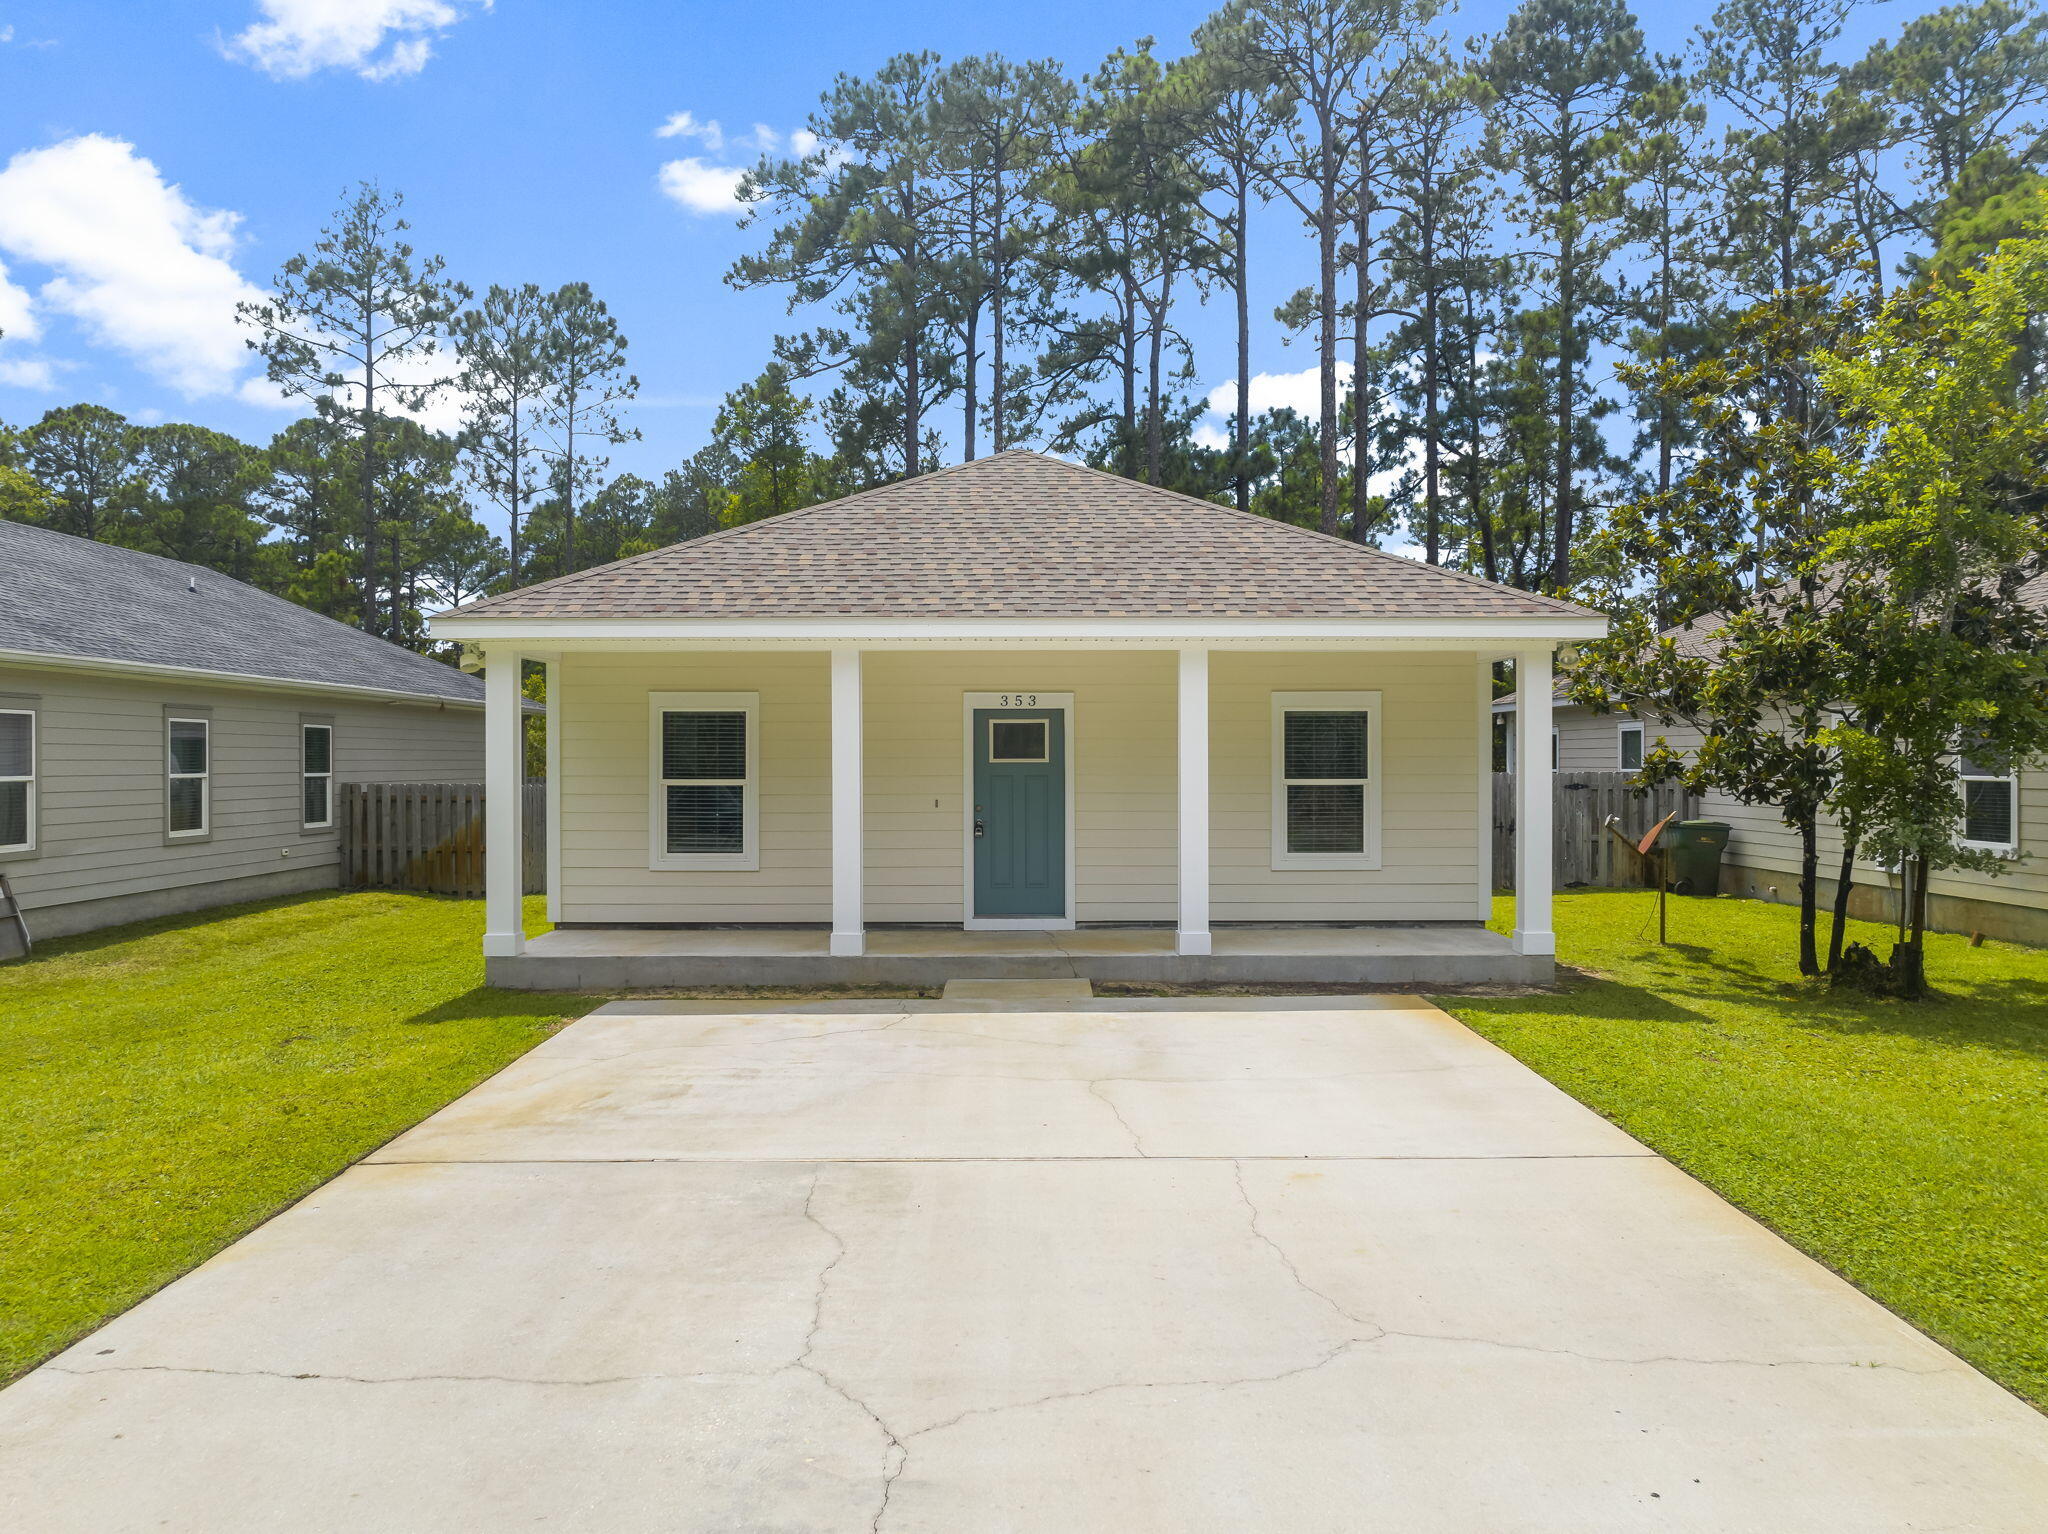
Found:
[972,708,1066,919]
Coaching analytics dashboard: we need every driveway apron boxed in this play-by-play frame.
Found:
[3,994,2046,1531]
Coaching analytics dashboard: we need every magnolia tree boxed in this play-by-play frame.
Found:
[1813,205,2048,994]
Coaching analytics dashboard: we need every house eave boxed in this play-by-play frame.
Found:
[429,613,1609,648]
[0,646,487,709]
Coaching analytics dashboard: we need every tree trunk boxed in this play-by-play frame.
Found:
[563,397,578,577]
[1234,190,1251,515]
[1551,218,1576,592]
[360,350,379,637]
[1421,214,1442,565]
[1796,807,1821,977]
[1351,140,1374,545]
[1145,272,1170,485]
[991,173,1007,454]
[1826,829,1857,971]
[1317,134,1341,537]
[963,300,980,462]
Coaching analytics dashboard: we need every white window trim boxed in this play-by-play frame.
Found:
[1270,691,1382,872]
[301,723,334,830]
[166,716,210,839]
[1618,720,1644,771]
[649,691,759,872]
[1959,760,2021,856]
[0,707,33,854]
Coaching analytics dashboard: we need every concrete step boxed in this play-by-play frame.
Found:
[940,978,1095,1001]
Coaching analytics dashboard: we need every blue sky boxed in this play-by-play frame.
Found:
[0,0,1939,532]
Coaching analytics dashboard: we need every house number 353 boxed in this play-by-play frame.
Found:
[998,694,1038,707]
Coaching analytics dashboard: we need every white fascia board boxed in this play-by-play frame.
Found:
[0,647,486,710]
[435,614,1608,646]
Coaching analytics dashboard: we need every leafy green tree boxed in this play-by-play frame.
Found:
[1061,40,1213,484]
[1166,14,1291,511]
[453,282,557,584]
[1576,283,1871,976]
[238,183,467,636]
[1483,0,1649,588]
[934,53,1071,457]
[125,424,273,581]
[1380,44,1484,561]
[734,51,962,479]
[21,404,139,540]
[415,509,505,611]
[1813,208,2048,991]
[1239,0,1416,536]
[1852,0,2048,222]
[540,281,639,574]
[1619,56,1717,507]
[708,363,835,526]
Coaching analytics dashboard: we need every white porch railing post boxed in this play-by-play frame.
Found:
[1513,646,1556,956]
[830,647,865,957]
[482,648,526,958]
[1177,645,1212,956]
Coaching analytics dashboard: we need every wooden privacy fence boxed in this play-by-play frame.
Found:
[339,781,545,897]
[1493,771,1700,891]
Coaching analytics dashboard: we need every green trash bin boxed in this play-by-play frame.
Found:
[1668,820,1732,896]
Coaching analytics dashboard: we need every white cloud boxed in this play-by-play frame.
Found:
[655,112,827,217]
[0,134,267,398]
[1203,362,1353,424]
[0,256,39,343]
[658,156,747,216]
[224,0,488,82]
[656,110,725,151]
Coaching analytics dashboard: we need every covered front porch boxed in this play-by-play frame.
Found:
[461,636,1566,992]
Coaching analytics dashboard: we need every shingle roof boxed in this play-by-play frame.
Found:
[443,450,1596,622]
[0,519,484,705]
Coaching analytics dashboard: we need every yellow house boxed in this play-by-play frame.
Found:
[431,452,1604,988]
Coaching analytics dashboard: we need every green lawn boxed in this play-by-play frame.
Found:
[0,890,587,1383]
[1439,891,2048,1408]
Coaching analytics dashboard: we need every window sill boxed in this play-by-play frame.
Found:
[1270,852,1383,873]
[649,853,760,873]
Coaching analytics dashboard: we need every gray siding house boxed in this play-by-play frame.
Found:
[1496,571,2048,944]
[1,521,487,939]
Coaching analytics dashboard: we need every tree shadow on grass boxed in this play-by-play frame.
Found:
[402,987,597,1030]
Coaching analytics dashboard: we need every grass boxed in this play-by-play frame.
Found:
[0,889,588,1383]
[1436,890,2048,1409]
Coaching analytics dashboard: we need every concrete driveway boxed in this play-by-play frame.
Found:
[4,994,2047,1532]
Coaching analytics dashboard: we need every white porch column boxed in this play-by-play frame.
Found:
[1177,645,1212,956]
[1513,646,1556,956]
[830,647,865,957]
[542,654,561,924]
[482,648,526,958]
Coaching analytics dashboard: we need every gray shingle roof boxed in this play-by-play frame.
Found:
[0,519,484,705]
[443,450,1596,622]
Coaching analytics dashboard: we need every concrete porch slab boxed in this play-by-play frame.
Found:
[490,923,1548,990]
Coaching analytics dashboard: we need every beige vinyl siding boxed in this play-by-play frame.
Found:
[1212,651,1485,923]
[555,651,830,924]
[0,660,483,920]
[862,649,1179,924]
[552,648,1491,928]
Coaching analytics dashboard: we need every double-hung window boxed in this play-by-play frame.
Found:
[0,708,33,854]
[167,717,210,838]
[649,692,758,870]
[1271,692,1380,870]
[1618,721,1644,771]
[1959,752,2020,855]
[301,723,334,830]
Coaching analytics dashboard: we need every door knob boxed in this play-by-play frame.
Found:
[973,819,986,839]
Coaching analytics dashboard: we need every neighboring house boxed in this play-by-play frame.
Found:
[1497,571,2048,944]
[0,520,489,940]
[432,451,1606,988]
